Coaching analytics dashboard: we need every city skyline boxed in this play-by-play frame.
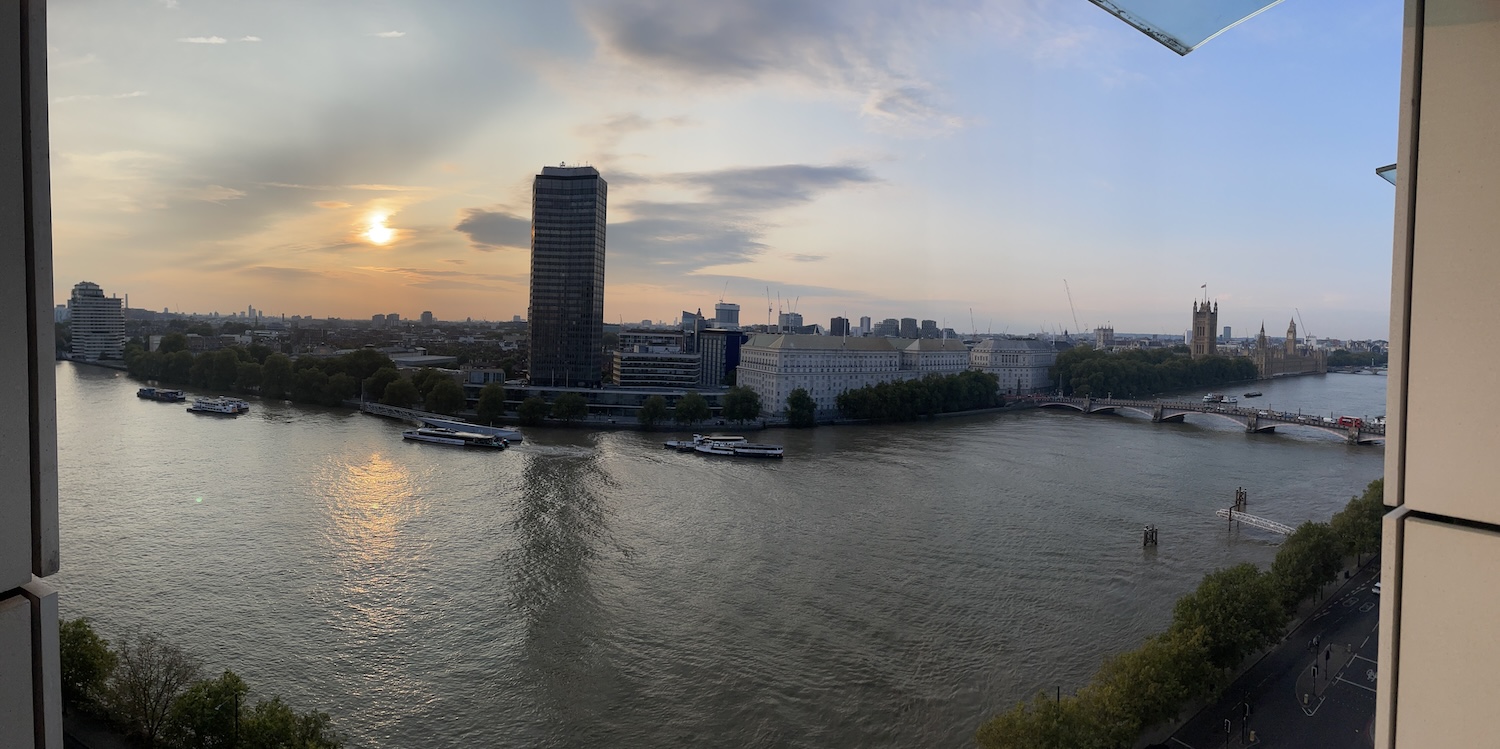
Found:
[50,1,1399,338]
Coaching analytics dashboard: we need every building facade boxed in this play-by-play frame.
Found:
[830,316,849,337]
[899,318,919,339]
[969,337,1058,395]
[528,165,607,387]
[736,334,970,415]
[67,281,124,361]
[1190,300,1217,358]
[1094,326,1114,350]
[714,302,740,329]
[1251,319,1327,379]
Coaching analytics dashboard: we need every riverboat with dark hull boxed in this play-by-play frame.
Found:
[402,427,509,449]
[137,387,186,402]
[186,397,250,415]
[1243,390,1263,398]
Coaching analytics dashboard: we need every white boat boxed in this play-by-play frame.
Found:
[693,441,739,456]
[730,443,784,459]
[186,397,248,415]
[421,418,523,443]
[402,427,508,449]
[664,434,747,451]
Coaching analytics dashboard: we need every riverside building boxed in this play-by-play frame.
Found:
[67,281,125,361]
[969,338,1058,395]
[736,334,969,415]
[528,165,607,387]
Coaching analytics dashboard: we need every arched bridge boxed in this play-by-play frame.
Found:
[1034,396,1384,445]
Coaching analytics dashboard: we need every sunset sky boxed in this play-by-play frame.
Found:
[49,0,1400,339]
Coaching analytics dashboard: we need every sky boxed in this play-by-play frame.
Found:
[48,0,1401,339]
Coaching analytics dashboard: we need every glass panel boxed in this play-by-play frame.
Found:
[1088,0,1286,55]
[1376,163,1398,185]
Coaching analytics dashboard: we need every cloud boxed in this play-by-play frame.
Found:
[373,31,406,38]
[454,208,530,251]
[182,184,246,204]
[314,200,352,209]
[239,36,262,43]
[239,266,329,282]
[677,163,876,207]
[177,36,228,44]
[53,90,148,104]
[788,253,826,263]
[157,0,179,8]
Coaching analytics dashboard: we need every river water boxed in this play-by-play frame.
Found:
[52,363,1386,748]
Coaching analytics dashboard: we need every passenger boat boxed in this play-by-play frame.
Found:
[402,427,508,449]
[137,387,186,402]
[1243,390,1263,398]
[420,418,523,443]
[664,434,747,451]
[186,397,249,415]
[1202,393,1224,403]
[691,436,784,459]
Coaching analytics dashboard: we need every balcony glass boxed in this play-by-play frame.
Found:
[1087,0,1286,55]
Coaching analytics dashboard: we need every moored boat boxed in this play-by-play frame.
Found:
[1243,390,1263,398]
[402,427,508,449]
[691,435,783,458]
[186,397,246,415]
[664,434,747,451]
[138,387,186,402]
[730,443,784,459]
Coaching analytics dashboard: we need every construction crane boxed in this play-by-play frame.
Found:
[1064,279,1082,335]
[1295,307,1310,339]
[765,287,772,328]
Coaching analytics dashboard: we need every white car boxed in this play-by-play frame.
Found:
[1373,582,1382,595]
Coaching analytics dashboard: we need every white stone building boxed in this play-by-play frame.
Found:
[736,335,970,414]
[968,338,1057,395]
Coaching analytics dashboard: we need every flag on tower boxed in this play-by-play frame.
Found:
[1201,283,1207,288]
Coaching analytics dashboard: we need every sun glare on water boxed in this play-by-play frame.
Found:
[364,213,395,245]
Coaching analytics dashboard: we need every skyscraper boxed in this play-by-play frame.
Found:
[67,281,124,360]
[529,165,607,386]
[899,318,919,339]
[830,316,849,336]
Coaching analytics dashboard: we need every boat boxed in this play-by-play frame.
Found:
[1202,393,1224,403]
[402,427,508,449]
[420,418,523,443]
[691,435,784,458]
[1243,390,1263,398]
[664,434,747,451]
[186,397,247,415]
[137,387,186,402]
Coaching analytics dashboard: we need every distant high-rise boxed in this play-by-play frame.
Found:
[68,281,124,360]
[421,311,434,325]
[778,312,803,331]
[899,318,919,339]
[1222,325,1231,341]
[1190,301,1217,358]
[386,313,400,324]
[919,319,938,338]
[529,165,607,386]
[830,316,850,336]
[858,316,872,335]
[714,302,740,329]
[875,318,900,337]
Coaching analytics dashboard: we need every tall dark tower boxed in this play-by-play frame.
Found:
[528,165,607,387]
[1191,300,1217,358]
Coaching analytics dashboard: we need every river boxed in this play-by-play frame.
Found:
[52,363,1386,748]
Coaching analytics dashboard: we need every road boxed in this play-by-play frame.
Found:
[1167,561,1381,749]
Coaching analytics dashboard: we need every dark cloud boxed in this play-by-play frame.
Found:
[788,253,826,263]
[454,208,531,251]
[678,163,876,206]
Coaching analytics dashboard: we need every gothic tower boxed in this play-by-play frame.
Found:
[1285,318,1298,355]
[1191,300,1218,358]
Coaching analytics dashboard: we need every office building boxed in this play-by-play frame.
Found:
[714,302,740,329]
[777,311,803,331]
[736,335,969,415]
[970,338,1058,395]
[67,281,124,361]
[899,318,918,338]
[874,318,900,337]
[830,317,850,337]
[1222,325,1232,341]
[421,311,434,325]
[697,328,746,388]
[859,316,872,335]
[528,165,607,387]
[919,319,938,338]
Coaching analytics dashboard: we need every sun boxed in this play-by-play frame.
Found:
[364,213,395,245]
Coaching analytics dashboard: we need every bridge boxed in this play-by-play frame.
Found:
[1034,396,1384,445]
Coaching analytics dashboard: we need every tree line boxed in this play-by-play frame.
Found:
[835,370,1002,421]
[1051,345,1259,398]
[60,618,341,748]
[125,335,472,415]
[1327,349,1388,367]
[975,479,1386,748]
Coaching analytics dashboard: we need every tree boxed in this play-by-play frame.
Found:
[637,395,668,427]
[673,392,710,425]
[362,367,401,403]
[163,670,247,749]
[723,385,763,424]
[325,373,358,406]
[1270,522,1345,612]
[260,354,293,399]
[60,617,116,710]
[240,696,342,749]
[1331,478,1385,561]
[425,377,467,415]
[208,349,241,391]
[517,396,550,426]
[381,378,420,408]
[475,383,509,424]
[552,392,588,422]
[107,631,202,747]
[234,362,262,393]
[292,368,330,404]
[158,332,189,354]
[410,368,444,399]
[164,351,195,385]
[1170,563,1287,670]
[785,388,816,428]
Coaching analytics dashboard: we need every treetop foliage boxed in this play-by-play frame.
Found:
[1051,345,1257,398]
[836,370,1000,421]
